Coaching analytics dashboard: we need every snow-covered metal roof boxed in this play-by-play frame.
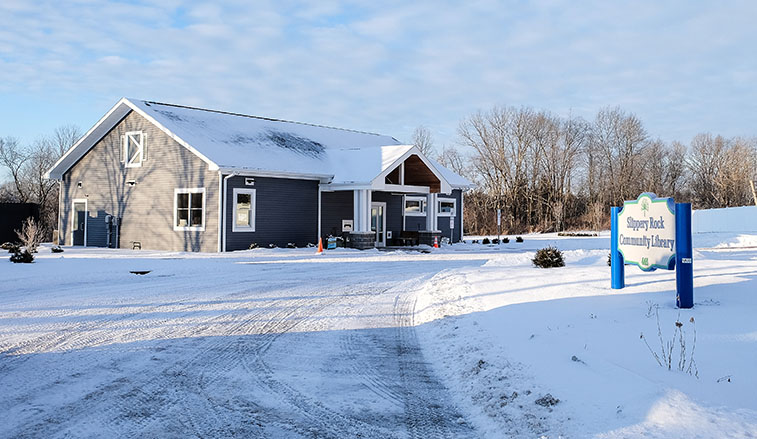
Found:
[46,98,473,189]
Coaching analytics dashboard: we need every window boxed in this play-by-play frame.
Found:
[438,198,456,216]
[174,188,205,231]
[123,131,145,168]
[232,188,256,232]
[404,196,426,216]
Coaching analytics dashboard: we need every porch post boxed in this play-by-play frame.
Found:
[426,193,438,231]
[351,189,375,249]
[420,192,441,246]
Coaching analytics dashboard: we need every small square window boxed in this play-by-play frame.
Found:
[438,198,456,216]
[233,188,256,232]
[174,188,205,231]
[405,197,427,216]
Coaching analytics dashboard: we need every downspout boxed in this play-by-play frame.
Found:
[460,189,464,243]
[221,173,236,252]
[317,185,322,243]
[57,179,62,245]
[217,171,223,252]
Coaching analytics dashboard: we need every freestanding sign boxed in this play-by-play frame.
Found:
[617,193,677,271]
[611,193,694,308]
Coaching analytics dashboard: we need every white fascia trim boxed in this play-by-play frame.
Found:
[375,183,430,194]
[218,167,333,183]
[125,99,219,172]
[46,98,131,180]
[319,183,373,191]
[372,146,453,194]
[173,187,206,232]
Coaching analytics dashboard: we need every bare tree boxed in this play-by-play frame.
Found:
[52,124,83,156]
[0,137,31,202]
[437,145,470,179]
[0,126,82,239]
[411,125,435,156]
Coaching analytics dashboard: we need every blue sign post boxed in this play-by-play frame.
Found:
[610,207,625,289]
[610,193,694,309]
[675,203,694,308]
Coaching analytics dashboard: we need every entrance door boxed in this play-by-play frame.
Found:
[371,202,387,247]
[72,200,87,246]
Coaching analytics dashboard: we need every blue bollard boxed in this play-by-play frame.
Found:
[611,206,625,289]
[675,203,694,308]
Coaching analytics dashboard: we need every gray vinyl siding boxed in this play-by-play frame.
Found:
[60,110,220,252]
[321,191,353,239]
[224,175,318,250]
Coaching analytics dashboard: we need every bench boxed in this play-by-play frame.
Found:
[394,231,419,246]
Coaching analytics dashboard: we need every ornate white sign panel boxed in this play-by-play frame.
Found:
[617,193,676,271]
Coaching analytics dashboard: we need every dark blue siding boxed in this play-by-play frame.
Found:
[402,190,463,242]
[436,190,463,242]
[370,192,403,240]
[225,175,318,250]
[321,191,353,238]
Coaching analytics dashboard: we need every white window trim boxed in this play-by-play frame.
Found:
[437,197,457,217]
[173,187,206,231]
[124,131,144,168]
[404,195,427,216]
[232,187,257,232]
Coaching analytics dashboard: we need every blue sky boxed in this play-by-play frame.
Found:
[1,0,755,151]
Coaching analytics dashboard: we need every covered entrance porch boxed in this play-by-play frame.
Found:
[319,150,457,250]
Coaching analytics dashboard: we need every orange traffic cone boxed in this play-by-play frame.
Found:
[433,236,439,248]
[316,237,324,254]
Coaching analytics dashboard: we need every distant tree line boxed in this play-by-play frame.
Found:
[431,106,757,235]
[2,107,755,242]
[0,126,82,240]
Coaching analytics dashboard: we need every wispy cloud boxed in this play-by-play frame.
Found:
[0,0,755,147]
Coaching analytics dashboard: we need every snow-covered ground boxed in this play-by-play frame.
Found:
[416,232,757,438]
[1,232,756,438]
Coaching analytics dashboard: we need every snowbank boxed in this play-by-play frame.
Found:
[416,233,757,438]
[693,205,757,233]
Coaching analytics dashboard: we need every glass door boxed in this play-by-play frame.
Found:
[371,202,386,247]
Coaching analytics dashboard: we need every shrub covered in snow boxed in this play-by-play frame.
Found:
[248,242,259,249]
[532,246,565,268]
[15,217,42,254]
[10,247,34,263]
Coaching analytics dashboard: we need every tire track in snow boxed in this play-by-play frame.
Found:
[393,291,477,438]
[240,285,398,439]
